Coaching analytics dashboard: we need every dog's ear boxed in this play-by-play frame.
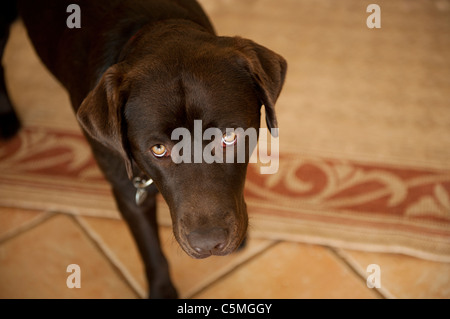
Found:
[76,64,133,179]
[233,38,287,137]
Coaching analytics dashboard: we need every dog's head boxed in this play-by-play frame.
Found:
[77,25,286,258]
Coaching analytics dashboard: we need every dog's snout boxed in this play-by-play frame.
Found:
[187,227,229,257]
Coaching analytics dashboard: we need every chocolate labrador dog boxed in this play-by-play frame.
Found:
[0,0,286,298]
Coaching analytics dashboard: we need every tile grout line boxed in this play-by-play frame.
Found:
[71,214,147,299]
[185,240,281,299]
[0,210,56,244]
[329,247,396,299]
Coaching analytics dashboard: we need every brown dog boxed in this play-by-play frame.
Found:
[0,0,286,298]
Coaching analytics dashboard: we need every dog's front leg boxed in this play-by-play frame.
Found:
[112,183,178,299]
[84,136,177,298]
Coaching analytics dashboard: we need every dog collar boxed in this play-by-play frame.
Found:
[133,176,153,206]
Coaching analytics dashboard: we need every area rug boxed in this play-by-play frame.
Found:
[1,0,450,262]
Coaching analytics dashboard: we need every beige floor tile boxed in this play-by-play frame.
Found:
[80,215,275,298]
[0,214,137,298]
[195,242,380,299]
[340,249,450,298]
[77,216,147,296]
[0,207,47,239]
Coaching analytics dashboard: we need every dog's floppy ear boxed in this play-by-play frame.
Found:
[233,38,287,137]
[77,64,133,179]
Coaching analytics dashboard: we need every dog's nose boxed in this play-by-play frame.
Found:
[187,227,228,256]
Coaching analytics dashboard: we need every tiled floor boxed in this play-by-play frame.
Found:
[1,207,449,299]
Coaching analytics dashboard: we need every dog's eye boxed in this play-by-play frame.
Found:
[151,144,168,157]
[222,131,237,147]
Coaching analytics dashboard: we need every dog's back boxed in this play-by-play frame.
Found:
[15,0,214,107]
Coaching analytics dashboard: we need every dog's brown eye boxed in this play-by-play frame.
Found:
[222,131,237,147]
[151,144,168,157]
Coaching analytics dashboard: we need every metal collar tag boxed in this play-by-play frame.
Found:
[133,176,153,206]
